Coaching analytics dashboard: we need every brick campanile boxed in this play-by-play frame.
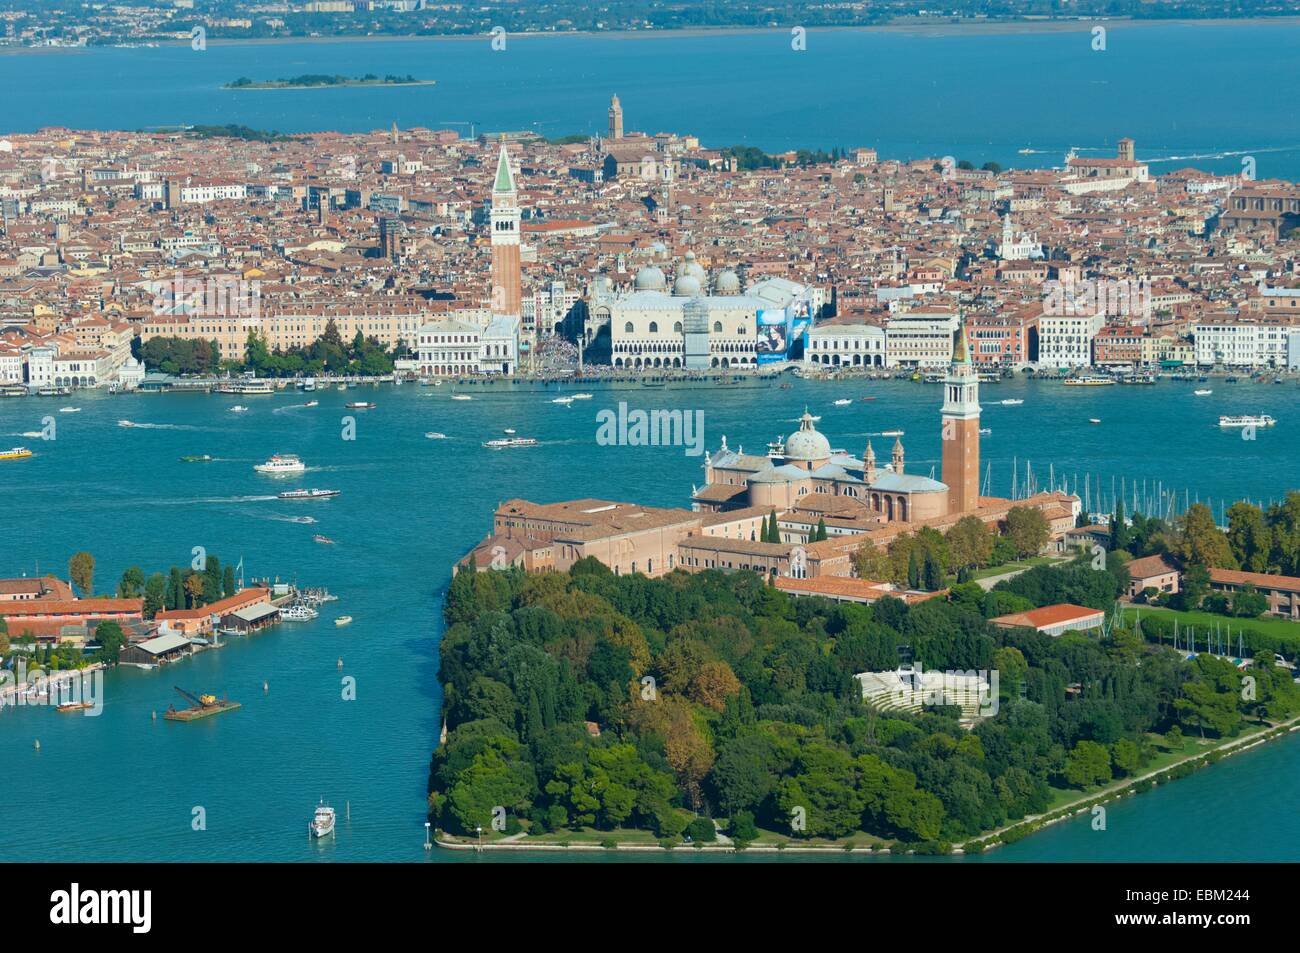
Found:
[490,143,522,318]
[940,319,981,516]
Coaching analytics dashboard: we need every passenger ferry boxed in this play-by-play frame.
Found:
[217,380,274,395]
[0,446,33,461]
[1062,376,1115,386]
[483,437,538,449]
[254,453,306,474]
[278,488,340,500]
[310,800,336,838]
[1219,414,1276,428]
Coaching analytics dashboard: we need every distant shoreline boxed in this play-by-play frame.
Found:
[224,79,437,90]
[2,17,1300,55]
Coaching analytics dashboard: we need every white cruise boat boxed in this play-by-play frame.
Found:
[278,488,339,500]
[310,800,336,838]
[1062,376,1115,387]
[483,437,538,449]
[254,453,306,474]
[1219,414,1276,428]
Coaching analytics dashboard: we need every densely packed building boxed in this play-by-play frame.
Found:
[1,105,1299,389]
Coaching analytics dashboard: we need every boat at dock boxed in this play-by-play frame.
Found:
[1062,376,1115,386]
[310,800,336,838]
[483,437,538,449]
[255,453,306,474]
[0,447,33,461]
[280,602,319,622]
[1219,414,1276,428]
[278,488,339,500]
[217,380,273,395]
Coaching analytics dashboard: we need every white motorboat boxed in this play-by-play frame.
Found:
[281,602,318,622]
[255,453,306,474]
[230,405,249,413]
[305,400,319,407]
[833,399,852,406]
[571,393,594,400]
[58,406,80,413]
[483,437,538,449]
[425,432,447,439]
[451,394,472,401]
[551,396,575,405]
[1089,418,1102,424]
[1000,399,1024,406]
[117,419,134,428]
[1193,389,1212,396]
[310,800,336,838]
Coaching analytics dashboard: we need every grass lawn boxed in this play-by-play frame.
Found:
[1123,604,1300,642]
[967,555,1068,582]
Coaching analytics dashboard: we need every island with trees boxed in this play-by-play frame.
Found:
[224,74,434,90]
[428,511,1300,853]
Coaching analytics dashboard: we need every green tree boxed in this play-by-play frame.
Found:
[1226,501,1271,572]
[1175,503,1236,569]
[1004,507,1050,558]
[1063,740,1112,788]
[946,515,993,570]
[117,566,145,599]
[143,572,167,619]
[94,620,125,662]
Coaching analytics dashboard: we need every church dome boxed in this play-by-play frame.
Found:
[672,274,702,296]
[714,270,740,294]
[784,410,831,462]
[680,251,707,282]
[634,266,666,291]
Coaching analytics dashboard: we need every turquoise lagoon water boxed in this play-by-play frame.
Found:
[1,375,1299,861]
[1,24,1299,179]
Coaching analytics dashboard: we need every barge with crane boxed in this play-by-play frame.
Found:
[163,686,241,722]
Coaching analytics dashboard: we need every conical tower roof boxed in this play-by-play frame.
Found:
[493,143,516,195]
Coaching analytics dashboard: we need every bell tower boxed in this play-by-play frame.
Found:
[489,143,521,318]
[940,319,981,515]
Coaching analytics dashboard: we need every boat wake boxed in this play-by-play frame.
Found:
[116,421,202,430]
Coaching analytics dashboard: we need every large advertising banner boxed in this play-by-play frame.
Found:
[756,308,790,363]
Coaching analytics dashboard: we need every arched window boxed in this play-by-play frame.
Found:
[737,326,746,335]
[713,321,722,333]
[649,321,658,333]
[673,321,682,333]
[624,322,634,333]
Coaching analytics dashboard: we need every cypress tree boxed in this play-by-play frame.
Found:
[923,550,943,591]
[815,518,828,542]
[907,549,921,590]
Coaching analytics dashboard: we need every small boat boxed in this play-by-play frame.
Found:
[180,454,213,463]
[571,393,594,400]
[425,432,447,439]
[310,800,336,838]
[879,429,904,437]
[19,431,43,438]
[0,447,33,460]
[305,400,319,407]
[56,701,93,713]
[345,401,375,410]
[1000,399,1024,406]
[1219,414,1276,428]
[337,384,347,391]
[1226,376,1240,383]
[255,454,306,474]
[483,437,538,449]
[833,399,852,406]
[1193,389,1212,396]
[551,396,575,405]
[503,428,516,434]
[1089,418,1102,424]
[451,394,472,401]
[287,516,316,524]
[58,406,80,413]
[334,616,353,627]
[313,534,336,545]
[278,488,340,500]
[859,396,876,402]
[979,428,992,435]
[230,405,249,413]
[117,419,134,428]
